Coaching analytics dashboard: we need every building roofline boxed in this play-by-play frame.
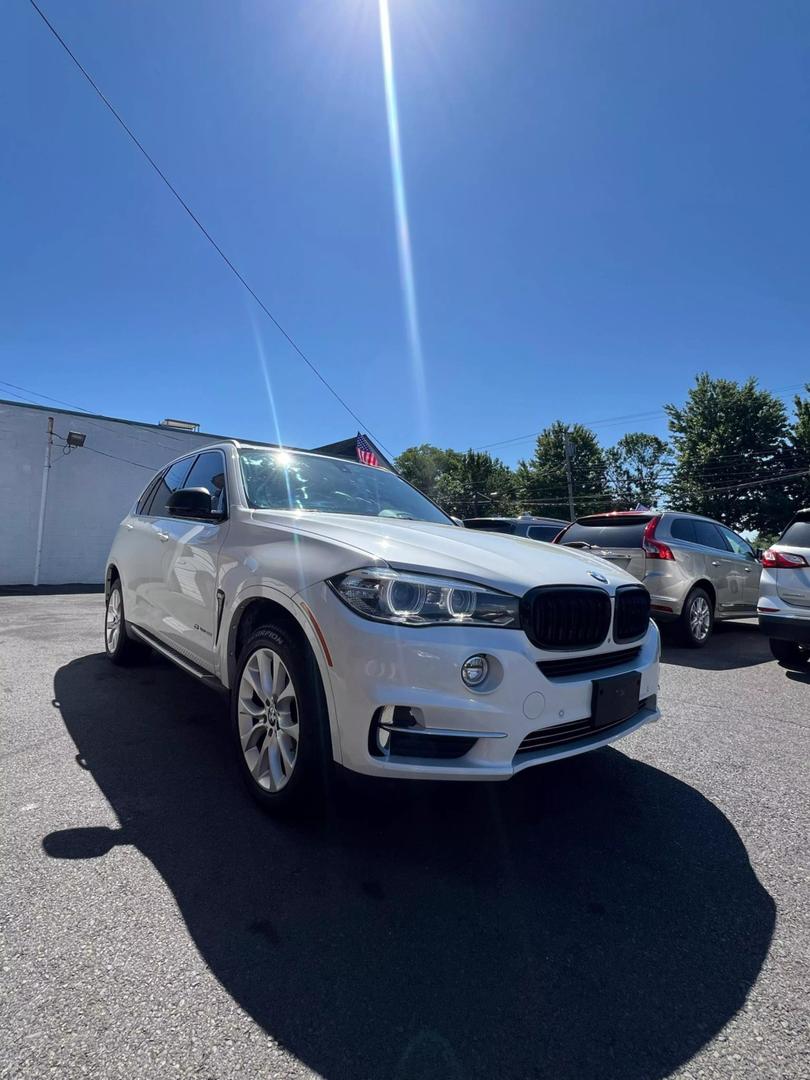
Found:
[0,398,387,467]
[0,397,287,448]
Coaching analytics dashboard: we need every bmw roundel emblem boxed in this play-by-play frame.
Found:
[588,570,609,584]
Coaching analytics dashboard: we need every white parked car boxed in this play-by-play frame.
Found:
[105,443,661,813]
[758,507,810,669]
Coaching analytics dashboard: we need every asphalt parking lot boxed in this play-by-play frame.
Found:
[1,593,808,1080]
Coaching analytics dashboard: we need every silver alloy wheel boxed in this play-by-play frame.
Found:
[237,647,299,792]
[106,587,122,653]
[689,595,711,641]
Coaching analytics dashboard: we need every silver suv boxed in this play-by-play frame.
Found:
[555,511,761,646]
[758,508,810,670]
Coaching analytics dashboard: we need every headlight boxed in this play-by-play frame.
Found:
[328,567,520,628]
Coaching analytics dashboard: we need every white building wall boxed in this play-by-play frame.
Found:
[0,401,233,585]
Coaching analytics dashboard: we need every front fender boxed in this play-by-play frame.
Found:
[219,582,343,766]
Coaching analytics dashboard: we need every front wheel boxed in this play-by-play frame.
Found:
[769,638,808,670]
[678,587,714,648]
[231,625,330,815]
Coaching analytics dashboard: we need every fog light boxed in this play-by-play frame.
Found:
[461,654,488,688]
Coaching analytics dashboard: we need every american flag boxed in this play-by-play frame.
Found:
[356,433,380,468]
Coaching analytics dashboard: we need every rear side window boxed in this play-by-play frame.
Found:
[527,525,560,541]
[145,458,194,516]
[780,518,810,547]
[136,474,162,514]
[184,451,228,516]
[560,517,653,548]
[692,520,727,550]
[670,518,696,542]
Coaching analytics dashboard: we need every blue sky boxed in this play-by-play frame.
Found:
[2,0,808,466]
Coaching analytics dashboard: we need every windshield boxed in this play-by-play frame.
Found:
[239,449,452,524]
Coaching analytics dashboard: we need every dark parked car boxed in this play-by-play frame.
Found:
[463,515,569,542]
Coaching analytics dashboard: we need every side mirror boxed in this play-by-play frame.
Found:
[451,516,465,527]
[166,487,219,519]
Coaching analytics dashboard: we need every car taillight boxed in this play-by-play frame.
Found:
[760,548,809,569]
[642,516,675,560]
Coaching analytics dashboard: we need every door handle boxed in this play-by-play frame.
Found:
[124,522,134,530]
[744,566,752,572]
[157,531,170,543]
[711,560,720,567]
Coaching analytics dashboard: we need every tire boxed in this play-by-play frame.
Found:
[231,624,330,816]
[105,580,151,666]
[769,638,808,669]
[677,587,714,648]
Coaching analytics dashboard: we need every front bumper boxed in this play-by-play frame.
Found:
[297,582,661,780]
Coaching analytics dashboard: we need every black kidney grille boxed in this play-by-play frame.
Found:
[613,586,651,643]
[521,587,612,650]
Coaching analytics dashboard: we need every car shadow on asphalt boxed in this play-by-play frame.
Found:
[45,653,775,1080]
[660,620,772,671]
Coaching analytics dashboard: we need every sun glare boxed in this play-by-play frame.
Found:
[378,0,427,427]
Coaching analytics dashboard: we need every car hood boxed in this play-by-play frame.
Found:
[249,511,641,596]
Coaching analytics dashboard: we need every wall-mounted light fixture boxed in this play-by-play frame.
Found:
[66,431,86,448]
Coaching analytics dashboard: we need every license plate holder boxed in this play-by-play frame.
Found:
[591,671,642,730]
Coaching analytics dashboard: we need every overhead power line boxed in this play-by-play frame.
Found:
[475,383,809,453]
[27,0,392,459]
[516,466,810,507]
[677,468,810,495]
[0,378,95,416]
[0,378,191,451]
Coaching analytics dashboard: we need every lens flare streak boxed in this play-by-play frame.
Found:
[378,0,427,415]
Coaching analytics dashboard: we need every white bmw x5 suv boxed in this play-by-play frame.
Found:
[105,442,661,812]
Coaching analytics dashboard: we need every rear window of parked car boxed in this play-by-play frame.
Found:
[527,525,561,541]
[559,516,653,549]
[780,519,810,547]
[464,521,516,534]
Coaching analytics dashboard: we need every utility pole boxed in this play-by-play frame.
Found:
[33,416,54,587]
[563,429,576,521]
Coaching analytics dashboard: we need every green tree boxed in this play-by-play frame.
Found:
[664,374,792,532]
[604,432,671,509]
[516,421,608,519]
[785,386,810,510]
[435,450,516,518]
[395,444,460,503]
